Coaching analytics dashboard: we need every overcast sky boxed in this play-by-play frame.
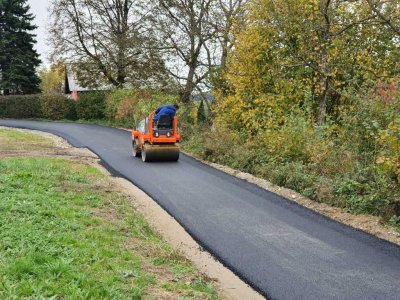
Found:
[28,0,51,67]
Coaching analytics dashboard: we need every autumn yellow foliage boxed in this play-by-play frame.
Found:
[197,0,400,223]
[378,118,400,183]
[217,0,399,132]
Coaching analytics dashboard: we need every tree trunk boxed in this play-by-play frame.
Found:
[116,69,126,88]
[180,84,195,103]
[317,0,331,125]
[180,66,196,103]
[220,33,229,71]
[317,78,329,125]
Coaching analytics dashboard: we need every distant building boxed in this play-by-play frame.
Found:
[64,66,112,100]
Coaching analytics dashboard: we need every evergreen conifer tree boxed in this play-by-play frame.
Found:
[197,98,207,124]
[0,0,41,95]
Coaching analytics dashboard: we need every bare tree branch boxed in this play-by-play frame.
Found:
[49,0,169,88]
[365,0,400,36]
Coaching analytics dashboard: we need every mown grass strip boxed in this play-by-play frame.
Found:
[0,154,218,299]
[0,128,55,150]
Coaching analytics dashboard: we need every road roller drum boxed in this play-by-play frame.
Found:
[141,144,179,162]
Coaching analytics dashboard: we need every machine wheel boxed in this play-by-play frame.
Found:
[141,145,149,162]
[132,139,141,157]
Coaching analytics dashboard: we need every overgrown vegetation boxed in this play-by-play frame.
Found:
[182,0,400,226]
[105,89,178,127]
[182,88,400,223]
[0,129,219,299]
[0,89,177,126]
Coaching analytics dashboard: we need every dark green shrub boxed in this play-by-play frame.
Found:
[76,92,107,120]
[389,215,400,229]
[197,99,207,124]
[65,99,78,120]
[0,94,42,118]
[40,94,73,120]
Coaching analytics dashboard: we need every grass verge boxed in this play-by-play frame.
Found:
[0,128,55,150]
[0,128,219,299]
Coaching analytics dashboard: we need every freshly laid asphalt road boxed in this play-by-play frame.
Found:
[1,120,400,300]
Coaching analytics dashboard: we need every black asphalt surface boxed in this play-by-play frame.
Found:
[1,120,400,300]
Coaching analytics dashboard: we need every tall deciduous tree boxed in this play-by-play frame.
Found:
[49,0,168,89]
[209,0,247,96]
[218,0,399,132]
[212,0,247,71]
[149,0,218,103]
[0,0,41,95]
[149,0,247,103]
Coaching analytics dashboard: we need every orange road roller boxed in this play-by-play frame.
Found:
[132,112,181,162]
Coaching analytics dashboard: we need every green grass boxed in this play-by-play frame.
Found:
[0,128,54,150]
[0,129,219,299]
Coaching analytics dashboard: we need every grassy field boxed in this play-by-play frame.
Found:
[0,129,219,299]
[0,128,55,150]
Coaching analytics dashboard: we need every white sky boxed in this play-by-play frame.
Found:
[28,0,51,67]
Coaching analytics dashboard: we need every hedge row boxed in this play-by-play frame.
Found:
[76,92,106,120]
[0,95,42,119]
[0,92,108,120]
[0,90,176,124]
[40,94,77,120]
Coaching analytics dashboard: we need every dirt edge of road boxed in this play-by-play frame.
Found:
[0,127,265,300]
[183,152,400,246]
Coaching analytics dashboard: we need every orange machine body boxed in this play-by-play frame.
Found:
[131,112,181,162]
[132,112,180,145]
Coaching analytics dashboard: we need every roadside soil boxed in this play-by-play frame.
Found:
[184,152,400,246]
[0,127,265,300]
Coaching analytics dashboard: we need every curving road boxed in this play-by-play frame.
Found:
[1,120,400,300]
